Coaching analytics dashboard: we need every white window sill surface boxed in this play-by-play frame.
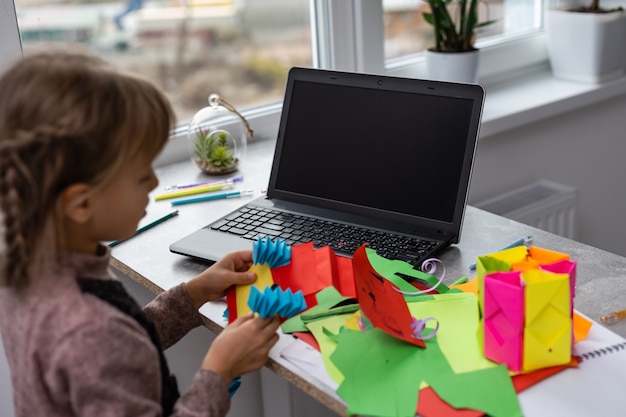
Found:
[480,65,626,138]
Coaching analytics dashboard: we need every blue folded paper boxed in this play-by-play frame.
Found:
[252,237,291,268]
[247,285,307,319]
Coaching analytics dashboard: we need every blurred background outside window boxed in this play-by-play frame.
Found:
[14,0,541,123]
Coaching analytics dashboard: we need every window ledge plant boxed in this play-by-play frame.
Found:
[423,0,495,52]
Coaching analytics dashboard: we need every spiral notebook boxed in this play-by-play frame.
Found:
[518,314,626,415]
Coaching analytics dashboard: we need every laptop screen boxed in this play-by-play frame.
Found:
[268,68,484,240]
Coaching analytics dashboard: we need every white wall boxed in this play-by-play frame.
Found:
[468,92,626,257]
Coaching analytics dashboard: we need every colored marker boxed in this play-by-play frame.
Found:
[469,235,533,270]
[171,189,254,206]
[109,210,179,247]
[154,181,234,201]
[165,175,244,190]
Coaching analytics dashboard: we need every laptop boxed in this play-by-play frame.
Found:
[170,67,485,267]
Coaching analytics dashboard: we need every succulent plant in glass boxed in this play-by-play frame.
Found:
[187,94,252,176]
[193,128,238,174]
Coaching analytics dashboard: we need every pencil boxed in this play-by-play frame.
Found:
[108,210,179,247]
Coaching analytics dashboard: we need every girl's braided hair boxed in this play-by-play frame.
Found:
[0,49,175,291]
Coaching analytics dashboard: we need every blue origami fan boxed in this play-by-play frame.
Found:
[252,237,291,267]
[247,285,307,319]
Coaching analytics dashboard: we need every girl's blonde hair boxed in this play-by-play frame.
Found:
[0,49,176,291]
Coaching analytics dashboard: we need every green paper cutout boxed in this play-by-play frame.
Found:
[428,364,523,417]
[281,286,354,333]
[330,328,425,417]
[364,248,454,297]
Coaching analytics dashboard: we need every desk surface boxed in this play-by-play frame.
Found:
[110,137,626,416]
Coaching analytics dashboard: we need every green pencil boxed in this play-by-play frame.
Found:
[108,210,179,247]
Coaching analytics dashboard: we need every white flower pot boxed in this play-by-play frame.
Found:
[425,49,480,84]
[546,9,626,83]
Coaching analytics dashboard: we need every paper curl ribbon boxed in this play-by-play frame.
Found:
[410,316,439,340]
[393,258,446,295]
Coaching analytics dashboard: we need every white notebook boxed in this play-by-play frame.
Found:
[519,315,626,416]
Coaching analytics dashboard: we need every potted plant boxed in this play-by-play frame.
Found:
[422,0,495,83]
[193,128,239,175]
[546,0,625,83]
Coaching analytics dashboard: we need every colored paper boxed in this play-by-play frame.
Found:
[330,329,522,417]
[407,292,495,374]
[483,271,525,372]
[230,262,275,322]
[252,236,291,267]
[330,328,425,417]
[352,245,426,348]
[305,313,354,385]
[281,286,355,334]
[272,242,355,308]
[477,245,575,372]
[247,285,306,319]
[427,364,523,417]
[364,247,451,296]
[522,268,572,371]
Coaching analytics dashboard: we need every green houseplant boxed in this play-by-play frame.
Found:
[193,128,239,175]
[423,0,494,52]
[422,0,495,83]
[545,0,625,83]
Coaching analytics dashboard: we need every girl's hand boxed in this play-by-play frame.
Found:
[184,250,257,308]
[201,313,281,384]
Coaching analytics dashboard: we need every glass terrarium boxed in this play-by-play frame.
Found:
[187,94,253,175]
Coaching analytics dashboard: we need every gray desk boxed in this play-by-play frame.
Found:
[110,136,626,416]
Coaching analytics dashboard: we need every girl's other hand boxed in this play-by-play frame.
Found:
[201,313,280,384]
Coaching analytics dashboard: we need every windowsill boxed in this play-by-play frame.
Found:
[480,64,626,138]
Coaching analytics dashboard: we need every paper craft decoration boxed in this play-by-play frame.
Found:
[352,245,444,348]
[476,245,576,372]
[247,285,306,319]
[271,242,356,308]
[226,237,291,323]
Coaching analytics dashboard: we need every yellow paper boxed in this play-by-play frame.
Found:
[522,269,572,372]
[236,263,275,318]
[305,314,353,385]
[408,292,496,374]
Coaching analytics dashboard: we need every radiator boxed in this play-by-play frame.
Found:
[475,180,578,240]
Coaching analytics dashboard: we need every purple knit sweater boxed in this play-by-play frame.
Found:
[0,246,230,417]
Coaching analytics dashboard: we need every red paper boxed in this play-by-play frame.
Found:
[352,245,425,348]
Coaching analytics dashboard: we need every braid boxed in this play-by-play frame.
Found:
[0,162,32,289]
[0,128,63,290]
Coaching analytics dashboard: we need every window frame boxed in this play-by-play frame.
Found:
[0,0,22,73]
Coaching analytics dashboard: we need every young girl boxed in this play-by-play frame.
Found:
[0,49,280,417]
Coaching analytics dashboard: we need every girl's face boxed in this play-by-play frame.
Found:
[85,156,159,249]
[65,154,159,253]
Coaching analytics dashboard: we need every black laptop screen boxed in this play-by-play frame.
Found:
[270,72,481,230]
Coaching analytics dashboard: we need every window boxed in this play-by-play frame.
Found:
[2,0,551,124]
[12,0,313,122]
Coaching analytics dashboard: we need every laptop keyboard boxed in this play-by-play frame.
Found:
[208,205,440,267]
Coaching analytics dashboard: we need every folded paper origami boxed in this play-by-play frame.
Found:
[247,285,307,319]
[352,245,447,348]
[476,246,576,372]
